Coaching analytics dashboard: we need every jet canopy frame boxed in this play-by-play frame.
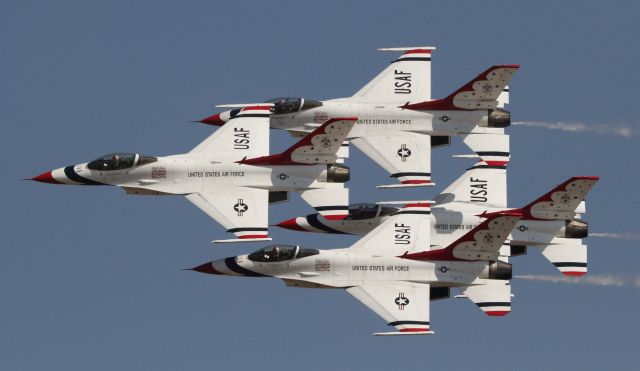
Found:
[345,203,399,221]
[265,97,322,115]
[87,153,157,171]
[248,244,319,262]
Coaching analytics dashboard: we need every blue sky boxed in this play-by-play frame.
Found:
[2,1,639,370]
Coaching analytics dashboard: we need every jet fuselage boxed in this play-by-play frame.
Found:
[269,100,506,137]
[195,246,495,290]
[278,204,586,249]
[40,154,343,195]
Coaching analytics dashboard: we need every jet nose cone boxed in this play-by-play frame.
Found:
[275,217,307,232]
[189,262,221,275]
[197,113,225,126]
[30,171,62,184]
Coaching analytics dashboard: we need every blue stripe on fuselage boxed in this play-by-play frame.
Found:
[224,257,268,277]
[64,166,108,185]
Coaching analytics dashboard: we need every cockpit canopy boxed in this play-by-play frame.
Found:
[87,153,158,171]
[248,244,319,262]
[265,97,322,115]
[345,203,399,221]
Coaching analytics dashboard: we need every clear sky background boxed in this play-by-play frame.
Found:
[2,1,639,370]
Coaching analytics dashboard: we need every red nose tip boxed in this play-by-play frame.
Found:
[190,262,221,275]
[275,218,307,232]
[197,113,225,126]
[31,171,62,184]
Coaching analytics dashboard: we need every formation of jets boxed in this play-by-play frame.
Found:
[32,46,599,336]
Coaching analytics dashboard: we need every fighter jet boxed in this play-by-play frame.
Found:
[276,150,599,276]
[190,203,524,335]
[198,47,519,188]
[31,107,357,242]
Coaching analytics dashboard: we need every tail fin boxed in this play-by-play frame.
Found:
[461,133,510,166]
[352,47,435,103]
[402,211,522,262]
[434,148,508,208]
[189,106,270,157]
[239,118,357,165]
[403,65,519,111]
[460,279,512,316]
[515,176,599,220]
[348,203,432,254]
[539,239,588,277]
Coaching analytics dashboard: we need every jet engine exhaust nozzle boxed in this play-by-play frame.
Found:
[481,261,512,280]
[562,219,589,239]
[487,108,511,128]
[326,164,350,183]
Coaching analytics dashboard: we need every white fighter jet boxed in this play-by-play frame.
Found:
[276,151,599,277]
[198,47,519,188]
[31,107,357,242]
[190,203,524,335]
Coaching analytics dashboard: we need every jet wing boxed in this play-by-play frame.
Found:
[346,282,433,336]
[351,133,432,188]
[185,187,271,243]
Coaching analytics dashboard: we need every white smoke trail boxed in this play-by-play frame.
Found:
[512,121,637,138]
[515,274,639,287]
[590,232,640,240]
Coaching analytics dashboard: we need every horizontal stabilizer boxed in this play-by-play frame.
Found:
[336,140,349,163]
[460,279,512,316]
[462,134,510,166]
[537,239,588,276]
[497,86,510,108]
